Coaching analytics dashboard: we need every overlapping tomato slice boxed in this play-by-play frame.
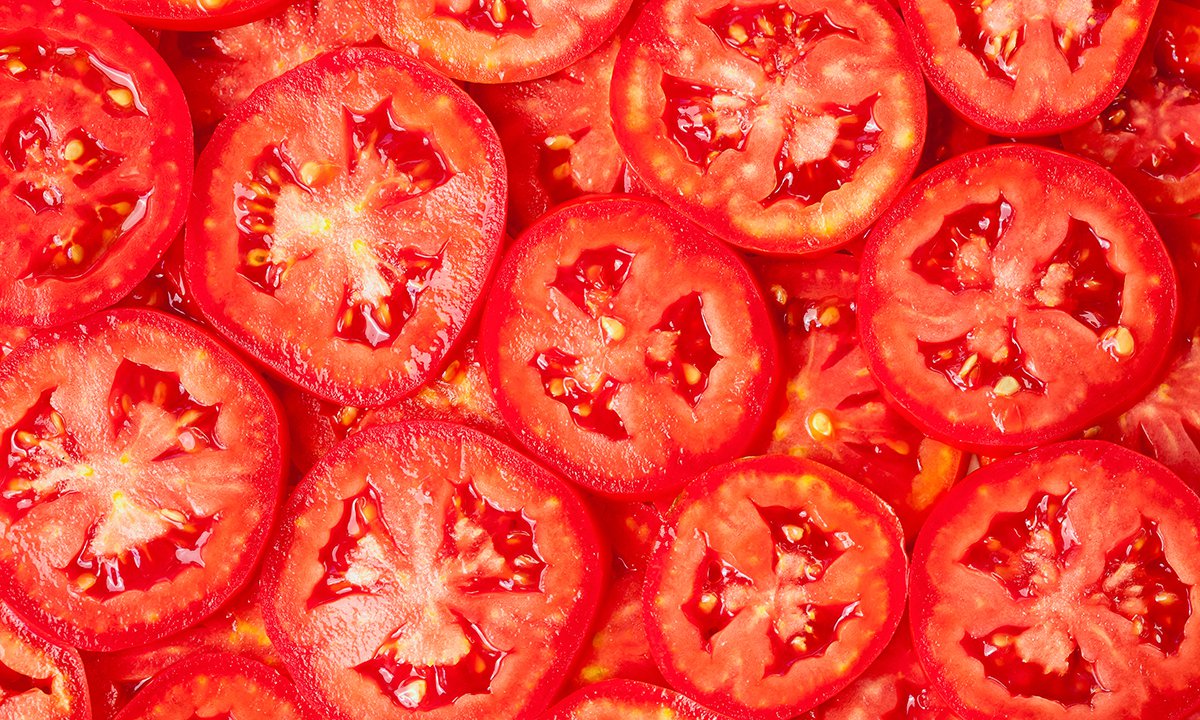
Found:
[89,0,288,30]
[110,652,304,720]
[0,601,90,720]
[544,680,729,720]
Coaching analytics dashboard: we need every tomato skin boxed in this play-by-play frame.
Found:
[89,0,292,31]
[0,601,91,720]
[544,679,731,719]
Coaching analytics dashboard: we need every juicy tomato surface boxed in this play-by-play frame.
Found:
[859,144,1177,452]
[1061,1,1200,215]
[362,0,634,83]
[611,0,926,254]
[911,441,1200,720]
[262,421,604,720]
[756,252,966,540]
[0,325,32,360]
[186,47,506,407]
[89,0,289,31]
[0,601,90,720]
[644,455,907,719]
[110,652,304,720]
[900,0,1159,135]
[0,0,192,327]
[544,679,729,719]
[481,196,777,498]
[0,309,284,651]
[121,236,204,324]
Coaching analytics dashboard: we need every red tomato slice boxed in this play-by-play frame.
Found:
[1061,1,1200,215]
[186,47,506,407]
[481,196,778,498]
[0,325,31,360]
[0,601,90,720]
[121,236,206,325]
[859,145,1178,452]
[911,441,1200,720]
[111,652,304,720]
[0,309,284,651]
[644,455,907,719]
[262,421,604,720]
[900,0,1158,136]
[544,679,727,719]
[0,0,192,327]
[89,0,289,31]
[362,0,634,83]
[611,0,926,254]
[756,253,966,540]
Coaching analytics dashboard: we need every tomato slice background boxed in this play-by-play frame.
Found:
[0,0,192,327]
[544,679,729,720]
[89,0,291,31]
[0,309,284,651]
[0,601,90,720]
[186,47,506,407]
[110,652,305,720]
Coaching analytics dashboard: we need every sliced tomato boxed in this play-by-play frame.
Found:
[544,680,727,719]
[362,0,634,83]
[900,0,1158,135]
[859,145,1178,452]
[481,196,777,498]
[1061,1,1200,215]
[0,0,192,327]
[186,47,506,407]
[89,0,289,31]
[0,309,284,651]
[121,236,205,325]
[0,601,90,720]
[755,253,966,540]
[111,652,304,720]
[0,325,31,360]
[262,421,604,720]
[644,455,907,719]
[611,0,926,254]
[911,441,1200,720]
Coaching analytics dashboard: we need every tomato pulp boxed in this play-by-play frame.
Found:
[110,652,304,719]
[544,680,729,720]
[0,601,90,720]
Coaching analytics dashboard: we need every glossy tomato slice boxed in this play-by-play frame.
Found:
[1061,1,1200,215]
[121,236,205,325]
[186,47,506,407]
[756,253,966,540]
[644,455,907,719]
[89,0,288,31]
[0,601,90,720]
[900,0,1157,135]
[911,441,1200,720]
[111,652,304,720]
[611,0,926,254]
[544,680,727,720]
[262,421,604,720]
[859,145,1177,452]
[0,325,31,360]
[0,309,284,651]
[481,196,778,498]
[362,0,634,83]
[0,0,192,327]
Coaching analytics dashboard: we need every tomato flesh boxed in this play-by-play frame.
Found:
[0,602,89,720]
[110,652,304,720]
[89,0,289,31]
[544,679,728,720]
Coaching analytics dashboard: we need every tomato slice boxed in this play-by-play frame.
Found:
[89,0,289,31]
[0,601,89,720]
[262,421,604,720]
[755,253,966,540]
[544,679,728,719]
[121,236,206,326]
[186,47,506,407]
[110,652,304,720]
[644,455,907,719]
[0,0,192,327]
[900,0,1158,136]
[911,441,1200,720]
[481,196,778,498]
[610,0,926,254]
[859,145,1178,452]
[0,309,284,651]
[0,325,31,360]
[1061,1,1200,215]
[362,0,634,83]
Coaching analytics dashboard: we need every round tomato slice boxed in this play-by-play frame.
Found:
[0,309,284,652]
[644,455,907,719]
[481,196,778,498]
[544,680,727,720]
[900,0,1157,136]
[362,0,634,83]
[859,145,1178,452]
[756,253,966,540]
[89,0,288,31]
[111,652,304,720]
[186,47,506,407]
[611,0,926,254]
[1061,1,1200,216]
[262,421,604,720]
[0,0,192,327]
[911,441,1200,720]
[0,601,90,720]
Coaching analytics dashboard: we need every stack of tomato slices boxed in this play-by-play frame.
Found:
[2,0,1200,718]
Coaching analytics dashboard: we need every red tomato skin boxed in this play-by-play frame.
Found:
[544,679,732,719]
[109,652,306,719]
[0,601,91,720]
[91,0,293,31]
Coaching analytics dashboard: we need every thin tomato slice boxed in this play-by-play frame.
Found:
[611,0,926,254]
[186,47,506,406]
[0,0,192,327]
[89,0,289,31]
[911,441,1200,720]
[0,601,90,720]
[644,455,907,719]
[111,652,304,720]
[0,309,283,651]
[900,0,1158,135]
[0,325,31,360]
[481,196,778,498]
[262,421,604,720]
[859,145,1177,452]
[544,680,727,719]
